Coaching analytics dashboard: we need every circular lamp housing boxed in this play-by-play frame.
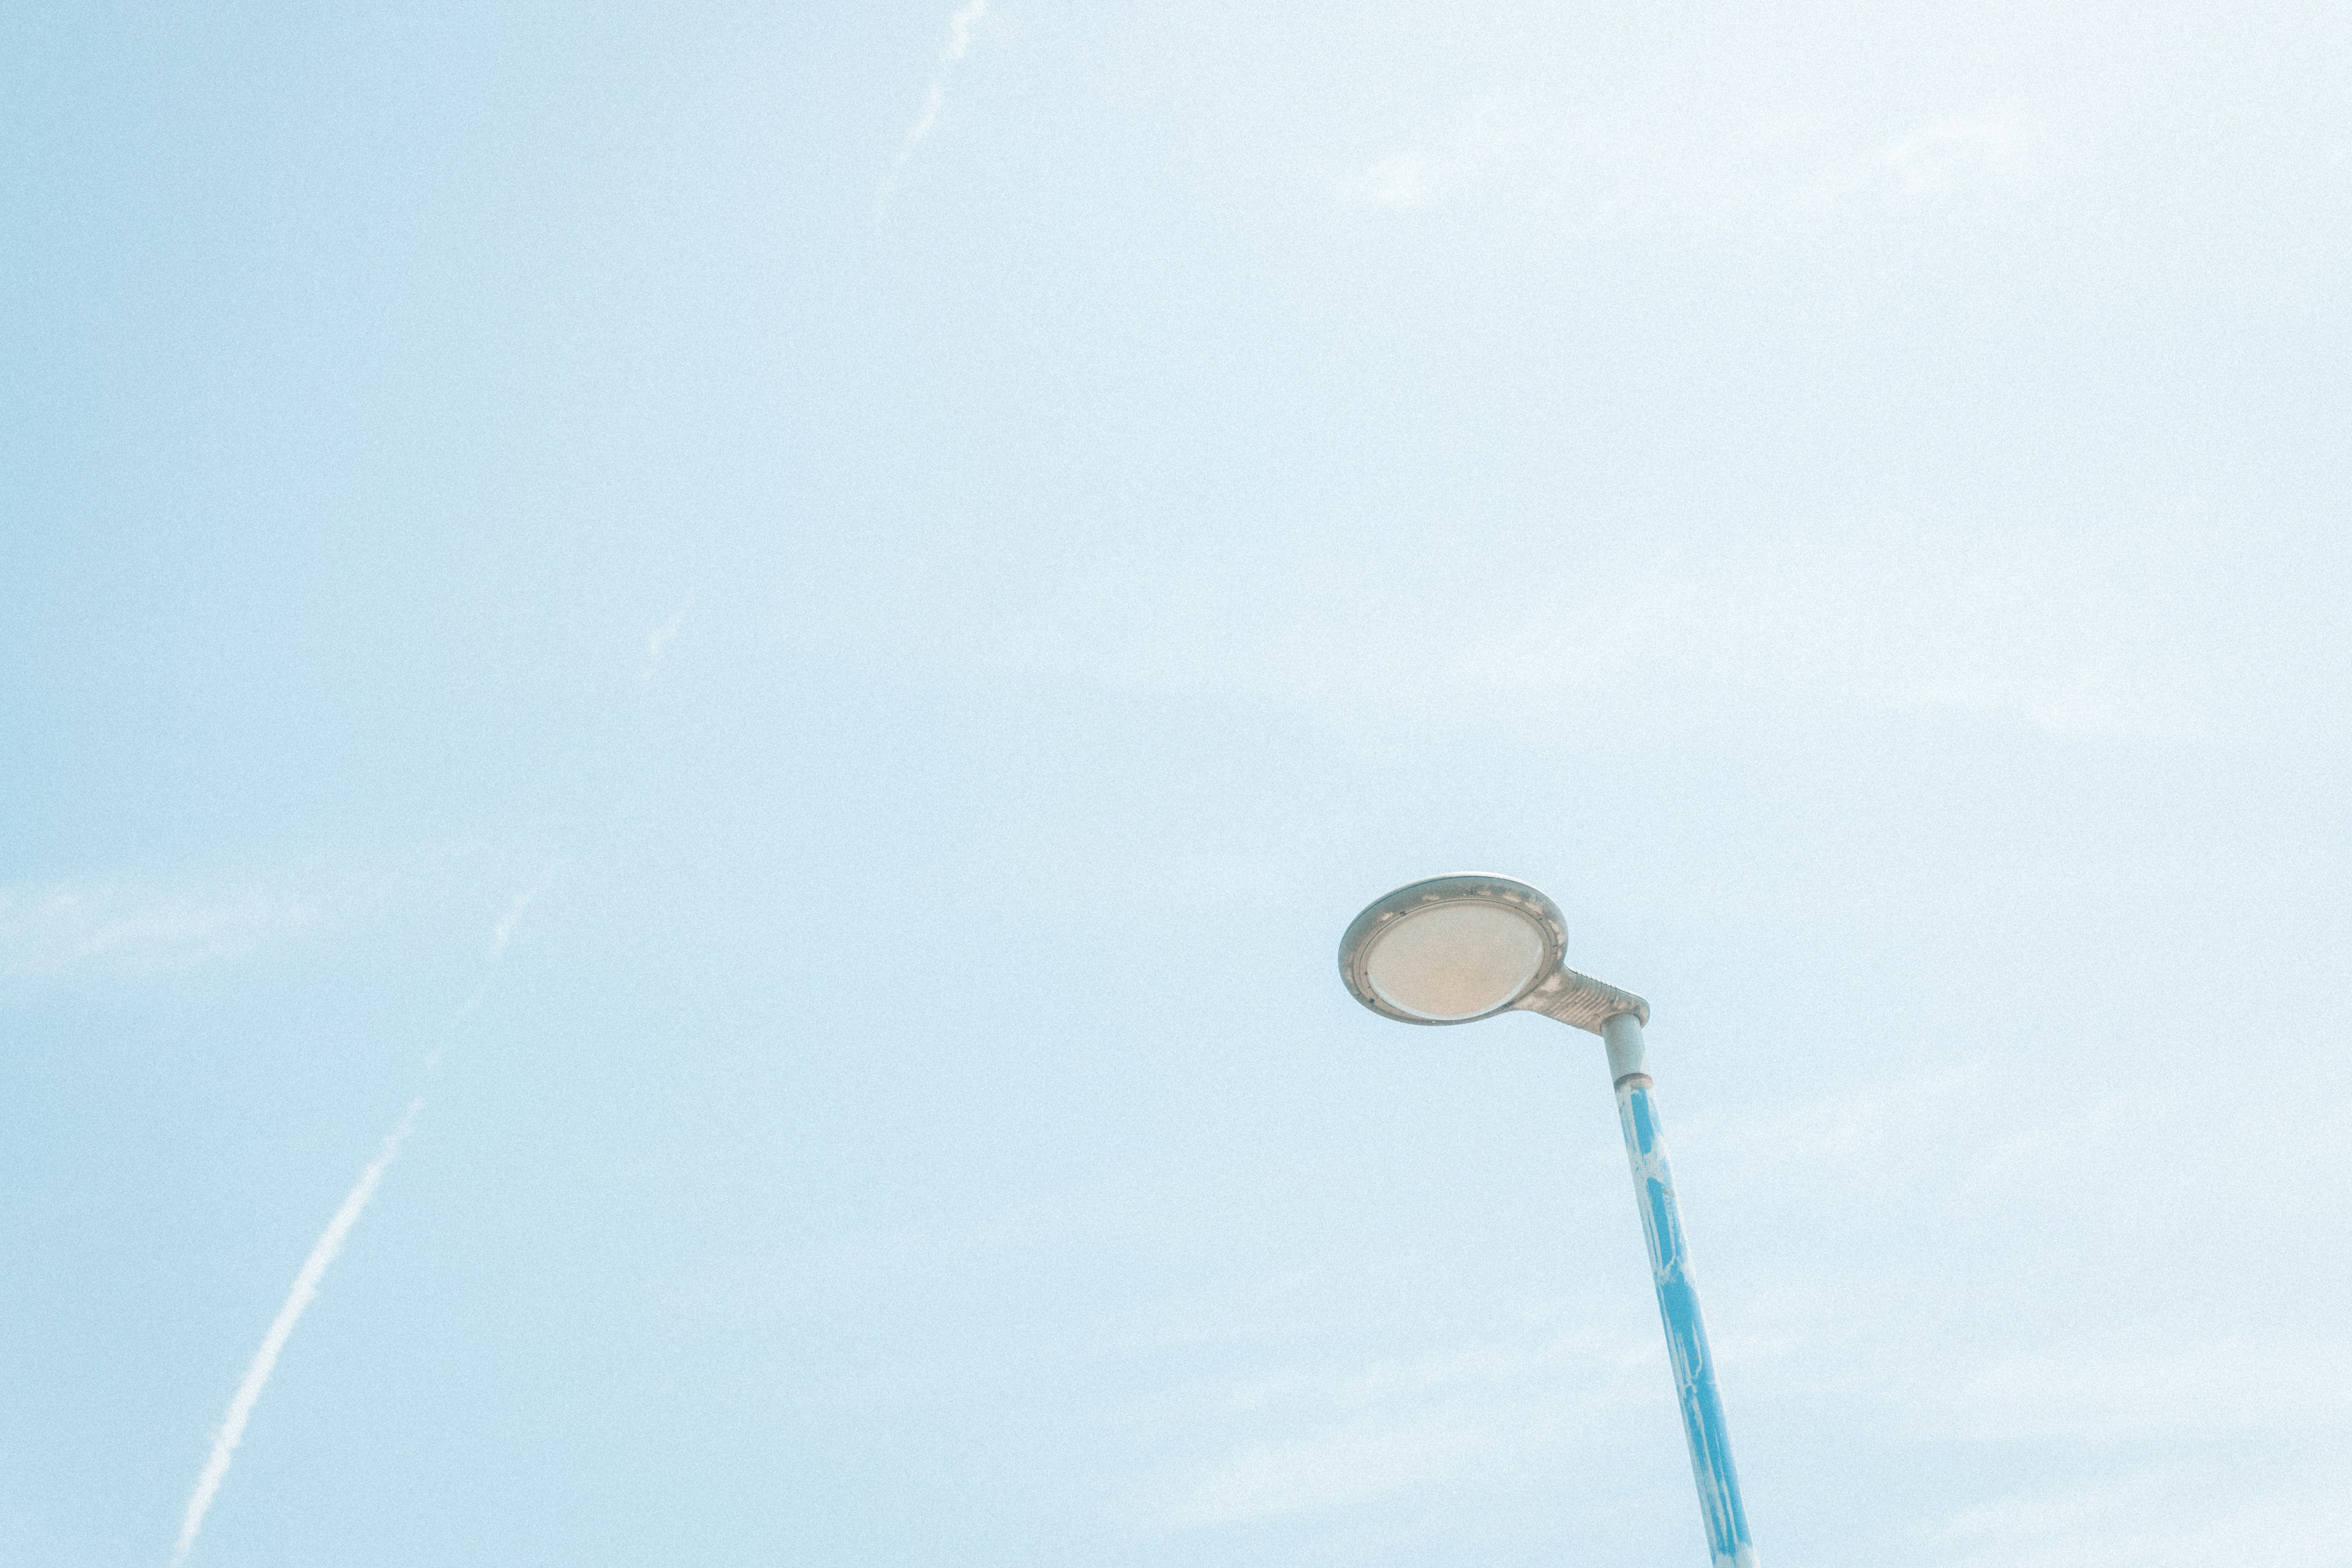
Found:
[1338,874,1569,1026]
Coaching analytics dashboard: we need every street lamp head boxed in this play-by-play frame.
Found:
[1338,874,1566,1024]
[1338,874,1651,1034]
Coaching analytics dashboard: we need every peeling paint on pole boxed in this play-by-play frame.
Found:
[1604,1011,1757,1568]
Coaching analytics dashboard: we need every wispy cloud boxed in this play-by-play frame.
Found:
[941,0,987,58]
[1109,1322,1666,1538]
[172,1101,421,1566]
[639,598,691,684]
[1872,113,2027,194]
[442,884,543,1046]
[488,888,536,962]
[774,513,2256,742]
[880,0,991,205]
[1931,1480,2352,1568]
[1811,110,2029,205]
[1688,1062,1990,1170]
[1948,1339,2352,1442]
[1330,102,1522,214]
[1300,96,2035,236]
[1119,1418,1494,1533]
[1346,153,1439,211]
[1,880,315,984]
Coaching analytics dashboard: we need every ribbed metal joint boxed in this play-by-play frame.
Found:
[1519,966,1651,1034]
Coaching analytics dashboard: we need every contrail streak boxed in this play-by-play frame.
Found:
[488,888,535,961]
[172,887,543,1558]
[171,1100,421,1566]
[878,0,991,209]
[442,885,540,1048]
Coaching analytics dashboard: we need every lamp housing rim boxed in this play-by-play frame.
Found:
[1338,873,1569,1027]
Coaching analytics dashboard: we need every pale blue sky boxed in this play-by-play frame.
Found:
[6,2,2352,1564]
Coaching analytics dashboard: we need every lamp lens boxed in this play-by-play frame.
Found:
[1363,900,1546,1021]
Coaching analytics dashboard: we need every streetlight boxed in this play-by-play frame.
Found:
[1338,873,1758,1568]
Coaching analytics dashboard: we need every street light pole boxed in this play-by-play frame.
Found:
[1603,1011,1755,1568]
[1338,873,1757,1568]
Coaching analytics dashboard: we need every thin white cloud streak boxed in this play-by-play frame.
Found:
[1948,1340,2352,1441]
[880,0,990,204]
[941,0,987,61]
[1930,1482,2352,1568]
[774,513,2272,742]
[178,886,545,1555]
[899,83,949,160]
[439,885,542,1057]
[1,881,314,982]
[639,598,690,683]
[172,1101,421,1566]
[1109,1322,1667,1537]
[1331,100,1525,213]
[1863,112,2027,197]
[1792,108,2029,210]
[488,888,536,961]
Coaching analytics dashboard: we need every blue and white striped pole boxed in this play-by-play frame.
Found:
[1603,1011,1756,1568]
